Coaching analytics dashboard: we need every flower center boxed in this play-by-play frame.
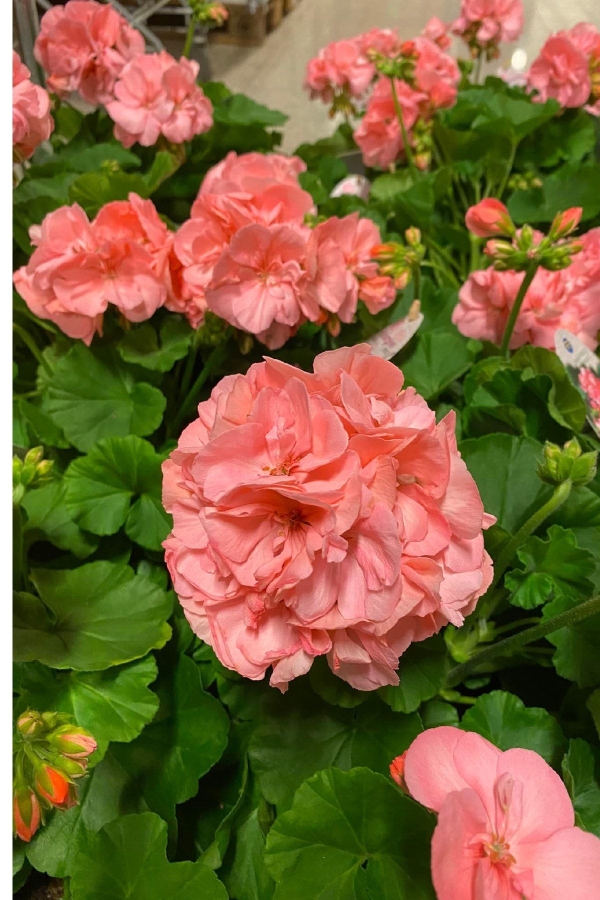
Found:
[483,834,516,868]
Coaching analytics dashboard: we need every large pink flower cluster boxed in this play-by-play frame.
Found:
[34,0,144,107]
[304,29,401,105]
[105,52,213,148]
[401,727,600,900]
[162,344,494,692]
[174,152,396,345]
[13,51,54,162]
[452,231,600,351]
[13,194,184,344]
[452,0,524,58]
[527,23,600,114]
[353,37,460,169]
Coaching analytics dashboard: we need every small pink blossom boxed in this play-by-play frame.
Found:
[421,17,452,51]
[13,51,54,161]
[527,33,591,108]
[354,77,424,168]
[304,36,375,104]
[106,51,213,148]
[403,726,600,900]
[162,344,493,692]
[452,0,524,53]
[34,0,144,107]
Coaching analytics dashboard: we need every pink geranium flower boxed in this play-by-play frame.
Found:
[304,36,376,104]
[162,344,493,691]
[34,0,144,106]
[403,726,600,900]
[106,51,213,148]
[354,77,425,168]
[452,0,524,55]
[579,368,600,413]
[527,33,591,108]
[465,199,514,238]
[12,194,181,342]
[421,17,452,51]
[13,51,54,162]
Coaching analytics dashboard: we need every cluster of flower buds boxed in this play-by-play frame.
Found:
[13,710,97,842]
[187,0,228,27]
[411,118,435,170]
[372,226,426,290]
[507,171,543,192]
[13,447,53,505]
[465,200,584,272]
[538,438,598,487]
[368,41,419,83]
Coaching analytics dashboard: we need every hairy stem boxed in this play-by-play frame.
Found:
[390,78,416,176]
[499,261,539,357]
[447,594,600,686]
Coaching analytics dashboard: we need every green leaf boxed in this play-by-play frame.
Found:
[510,345,587,432]
[68,169,149,217]
[32,142,140,175]
[26,767,122,878]
[42,344,166,452]
[461,691,566,766]
[22,481,98,558]
[587,689,600,740]
[420,699,460,729]
[249,687,421,811]
[65,436,170,552]
[509,161,600,224]
[224,808,275,900]
[15,398,70,448]
[505,525,595,609]
[542,594,600,688]
[460,434,550,533]
[117,317,193,372]
[265,768,435,900]
[308,656,367,709]
[14,560,173,670]
[108,655,229,820]
[401,330,478,400]
[69,813,228,900]
[379,634,448,714]
[213,93,288,127]
[18,656,159,749]
[562,739,600,837]
[144,150,182,194]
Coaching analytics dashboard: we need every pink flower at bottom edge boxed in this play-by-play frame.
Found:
[403,726,600,900]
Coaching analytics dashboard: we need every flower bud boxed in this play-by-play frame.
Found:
[465,199,515,239]
[35,765,71,807]
[13,789,41,842]
[538,439,598,487]
[17,710,45,739]
[548,207,582,241]
[404,227,422,248]
[36,460,54,479]
[24,447,44,467]
[390,752,408,791]
[52,728,97,760]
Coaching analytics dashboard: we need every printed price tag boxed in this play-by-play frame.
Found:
[555,329,600,438]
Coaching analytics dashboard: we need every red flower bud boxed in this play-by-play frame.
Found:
[465,199,515,238]
[35,765,70,807]
[548,207,582,241]
[390,752,408,791]
[14,789,41,842]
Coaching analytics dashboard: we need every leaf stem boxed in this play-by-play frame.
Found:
[447,594,600,686]
[390,78,417,177]
[172,344,226,434]
[182,15,197,58]
[13,323,52,375]
[499,261,539,357]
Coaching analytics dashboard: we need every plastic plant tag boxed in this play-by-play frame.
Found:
[555,329,600,437]
[366,301,423,361]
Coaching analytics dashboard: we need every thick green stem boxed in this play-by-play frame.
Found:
[390,78,416,176]
[412,264,422,301]
[13,504,24,591]
[447,594,600,687]
[499,261,539,357]
[182,15,197,58]
[473,54,483,85]
[469,233,481,272]
[13,323,51,374]
[496,140,518,200]
[490,480,572,594]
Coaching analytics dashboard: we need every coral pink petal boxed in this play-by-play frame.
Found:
[516,827,600,900]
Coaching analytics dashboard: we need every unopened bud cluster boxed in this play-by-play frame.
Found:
[13,447,53,505]
[13,710,97,843]
[187,0,228,27]
[372,226,425,289]
[538,438,598,487]
[369,41,418,83]
[465,200,583,273]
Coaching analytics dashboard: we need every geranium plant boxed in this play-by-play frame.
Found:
[12,2,600,898]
